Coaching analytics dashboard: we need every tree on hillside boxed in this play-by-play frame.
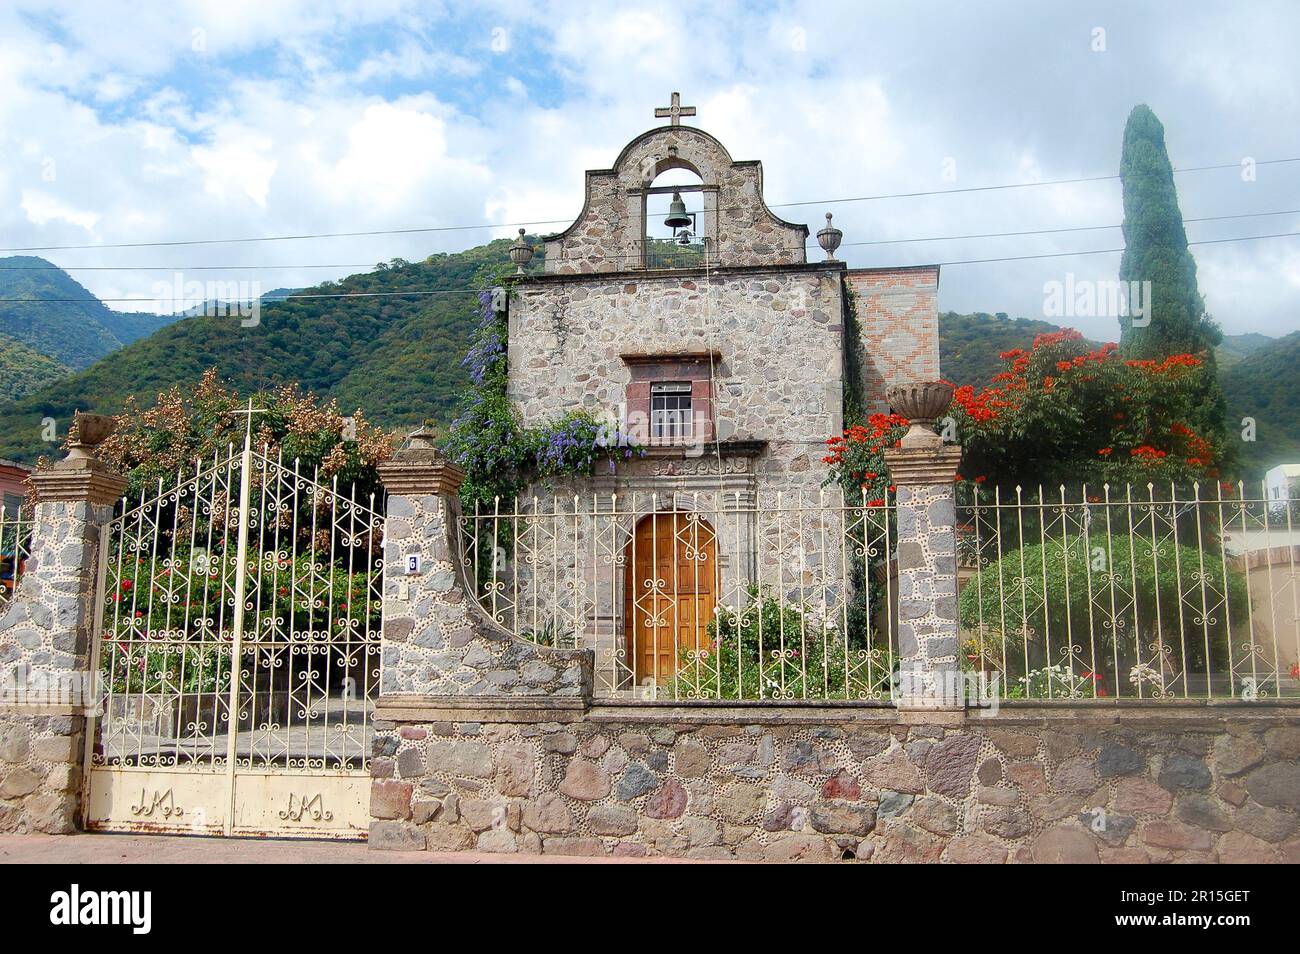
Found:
[1118,104,1228,450]
[74,368,397,502]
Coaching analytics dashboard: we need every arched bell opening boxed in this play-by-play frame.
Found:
[644,168,708,269]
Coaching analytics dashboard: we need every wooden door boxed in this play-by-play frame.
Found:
[624,513,717,685]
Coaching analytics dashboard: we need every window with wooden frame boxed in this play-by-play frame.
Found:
[622,353,718,449]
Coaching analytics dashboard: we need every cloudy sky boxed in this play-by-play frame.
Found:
[2,0,1298,340]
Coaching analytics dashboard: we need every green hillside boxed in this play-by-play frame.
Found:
[0,256,178,369]
[1222,330,1300,480]
[1215,332,1275,369]
[938,311,1094,386]
[3,254,1292,484]
[0,241,519,462]
[0,334,71,399]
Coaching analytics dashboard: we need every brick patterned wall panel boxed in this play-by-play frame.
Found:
[846,267,941,413]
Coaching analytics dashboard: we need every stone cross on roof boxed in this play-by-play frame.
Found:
[654,92,696,126]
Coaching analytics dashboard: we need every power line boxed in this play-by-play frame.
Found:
[2,207,1297,272]
[3,229,1297,305]
[2,155,1295,254]
[933,229,1300,267]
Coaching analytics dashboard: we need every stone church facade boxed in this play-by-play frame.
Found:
[508,105,938,496]
[500,98,941,693]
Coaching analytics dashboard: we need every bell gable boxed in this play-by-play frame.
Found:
[542,124,809,274]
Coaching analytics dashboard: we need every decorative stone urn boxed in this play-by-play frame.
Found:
[816,212,843,261]
[886,381,954,449]
[64,411,117,464]
[509,228,534,274]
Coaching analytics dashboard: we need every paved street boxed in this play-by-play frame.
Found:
[0,833,702,864]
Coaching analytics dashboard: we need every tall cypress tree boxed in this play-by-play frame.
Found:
[1118,104,1228,448]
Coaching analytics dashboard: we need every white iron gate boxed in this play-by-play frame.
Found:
[83,426,383,837]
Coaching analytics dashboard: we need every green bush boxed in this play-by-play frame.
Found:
[669,586,895,700]
[959,532,1248,687]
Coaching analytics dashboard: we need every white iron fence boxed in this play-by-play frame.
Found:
[463,482,1300,704]
[91,445,384,773]
[462,490,899,701]
[0,503,31,610]
[85,438,383,837]
[959,484,1300,701]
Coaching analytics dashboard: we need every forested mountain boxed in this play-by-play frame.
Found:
[1,251,1291,483]
[1214,331,1274,368]
[0,335,70,400]
[0,256,178,369]
[0,241,517,462]
[1222,331,1300,479]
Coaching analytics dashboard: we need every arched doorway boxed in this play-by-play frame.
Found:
[624,512,718,686]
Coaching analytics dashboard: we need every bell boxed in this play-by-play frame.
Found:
[663,191,692,230]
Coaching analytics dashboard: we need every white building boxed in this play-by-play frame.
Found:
[1265,463,1300,512]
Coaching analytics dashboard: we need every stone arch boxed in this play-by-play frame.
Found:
[542,124,809,273]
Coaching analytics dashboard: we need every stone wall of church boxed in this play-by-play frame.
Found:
[368,705,1300,862]
[509,264,847,496]
[847,267,941,413]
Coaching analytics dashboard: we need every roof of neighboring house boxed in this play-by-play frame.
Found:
[1265,463,1300,479]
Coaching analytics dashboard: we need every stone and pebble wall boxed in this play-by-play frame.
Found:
[891,476,961,699]
[378,481,591,700]
[1,496,116,834]
[510,268,847,496]
[369,709,1300,862]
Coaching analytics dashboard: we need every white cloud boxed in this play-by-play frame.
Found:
[20,189,100,231]
[0,0,1294,339]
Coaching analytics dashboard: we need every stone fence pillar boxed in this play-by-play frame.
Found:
[883,384,963,709]
[370,430,593,849]
[0,415,126,833]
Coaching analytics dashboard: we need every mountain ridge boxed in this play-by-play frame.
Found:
[0,251,1291,480]
[0,255,180,370]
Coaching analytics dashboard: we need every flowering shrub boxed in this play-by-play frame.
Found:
[947,329,1224,490]
[1006,665,1103,700]
[87,368,397,504]
[821,412,909,501]
[535,410,645,478]
[443,276,645,507]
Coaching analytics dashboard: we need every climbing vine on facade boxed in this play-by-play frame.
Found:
[442,264,645,507]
